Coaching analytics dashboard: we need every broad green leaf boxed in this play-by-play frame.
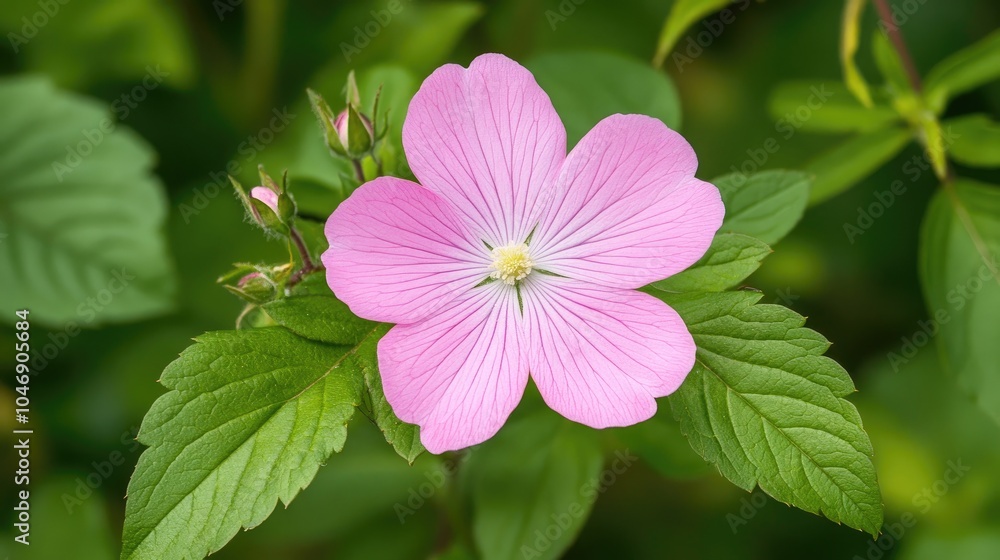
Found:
[0,0,194,88]
[840,0,874,108]
[925,29,1000,113]
[945,114,1000,168]
[651,233,771,293]
[651,0,731,68]
[261,295,377,345]
[352,323,425,463]
[713,170,811,245]
[611,408,713,479]
[662,291,883,535]
[469,411,604,560]
[121,327,367,560]
[805,126,912,204]
[528,51,681,146]
[0,77,175,327]
[919,179,1000,427]
[768,81,898,134]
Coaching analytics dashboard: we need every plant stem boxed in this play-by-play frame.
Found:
[351,158,366,183]
[872,0,923,92]
[289,227,314,269]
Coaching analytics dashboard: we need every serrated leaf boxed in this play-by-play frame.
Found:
[661,290,883,535]
[840,0,874,108]
[469,411,604,560]
[652,0,731,69]
[261,295,377,345]
[768,81,898,134]
[352,323,425,463]
[651,233,771,293]
[121,327,368,560]
[805,126,912,204]
[528,51,681,146]
[0,77,175,327]
[925,29,1000,113]
[944,114,1000,168]
[919,179,1000,426]
[713,170,811,245]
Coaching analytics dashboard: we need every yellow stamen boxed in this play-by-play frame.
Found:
[489,243,533,285]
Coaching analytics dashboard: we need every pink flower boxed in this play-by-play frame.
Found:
[323,54,724,453]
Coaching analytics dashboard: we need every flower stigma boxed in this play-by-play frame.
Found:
[489,242,534,285]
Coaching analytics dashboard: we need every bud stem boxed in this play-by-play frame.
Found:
[351,159,366,183]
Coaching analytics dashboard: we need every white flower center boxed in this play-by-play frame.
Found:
[489,243,533,285]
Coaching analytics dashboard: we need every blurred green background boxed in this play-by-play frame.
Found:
[2,0,1000,558]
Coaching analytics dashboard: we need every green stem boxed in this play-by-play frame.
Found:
[872,0,923,93]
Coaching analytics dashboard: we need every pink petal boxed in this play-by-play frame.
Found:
[378,282,528,453]
[521,276,696,428]
[250,186,279,213]
[531,114,724,289]
[323,177,488,324]
[403,53,566,246]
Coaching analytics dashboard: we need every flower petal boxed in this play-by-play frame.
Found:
[378,282,528,453]
[323,177,487,324]
[531,114,724,289]
[522,276,695,428]
[403,53,566,246]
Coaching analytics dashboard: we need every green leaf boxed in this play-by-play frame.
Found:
[661,290,883,535]
[713,170,811,245]
[469,411,604,560]
[840,0,874,108]
[121,327,368,560]
[352,324,425,463]
[925,29,1000,113]
[261,295,377,345]
[944,114,1000,168]
[0,77,175,327]
[805,126,912,204]
[651,0,731,68]
[919,179,1000,427]
[651,233,771,293]
[528,51,681,146]
[768,81,898,134]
